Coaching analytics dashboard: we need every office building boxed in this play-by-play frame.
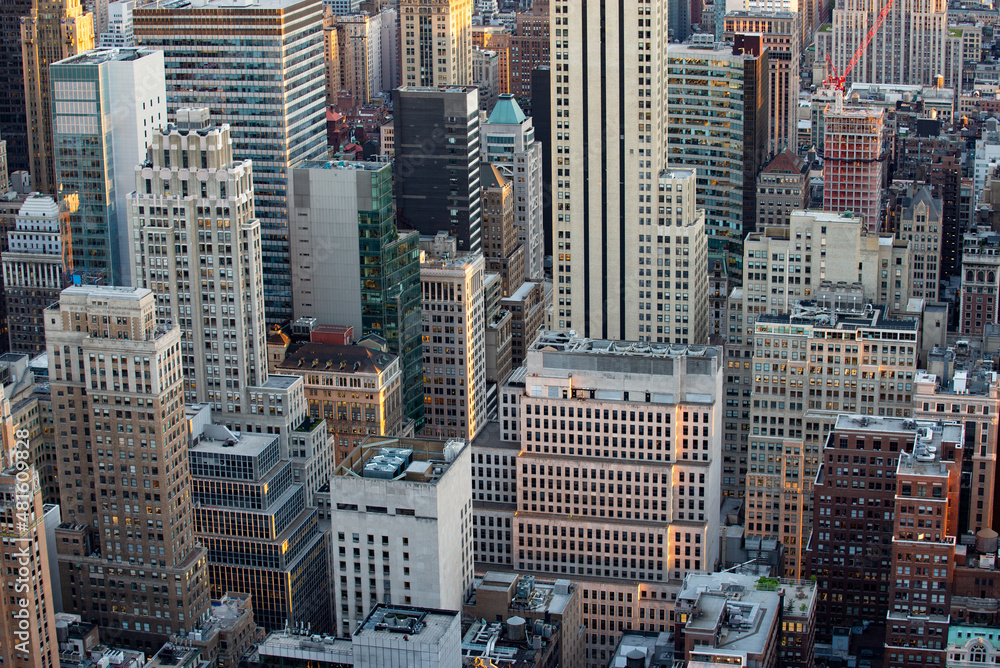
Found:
[471,25,509,94]
[329,12,384,105]
[134,0,327,323]
[666,36,769,257]
[51,47,166,285]
[745,304,919,578]
[100,1,135,47]
[884,420,963,668]
[960,226,1000,337]
[0,0,34,175]
[754,150,809,229]
[45,285,209,650]
[509,3,549,99]
[822,96,887,233]
[480,94,544,281]
[274,339,404,465]
[480,165,524,297]
[328,436,473,636]
[288,160,423,427]
[187,404,331,633]
[500,280,544,369]
[552,0,669,340]
[2,194,71,354]
[0,464,60,668]
[127,108,267,417]
[675,572,817,668]
[21,0,95,196]
[511,331,723,665]
[399,0,472,87]
[420,250,486,441]
[393,86,482,254]
[829,0,948,87]
[808,414,906,637]
[472,48,500,113]
[723,10,801,155]
[643,169,708,345]
[914,351,1000,536]
[896,185,942,302]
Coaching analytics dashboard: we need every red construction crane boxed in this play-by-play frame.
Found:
[824,0,897,91]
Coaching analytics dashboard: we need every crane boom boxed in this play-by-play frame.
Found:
[823,0,897,91]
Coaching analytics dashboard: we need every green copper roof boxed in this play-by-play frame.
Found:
[487,94,527,125]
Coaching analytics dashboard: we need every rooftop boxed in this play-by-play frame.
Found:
[138,0,314,11]
[144,643,201,668]
[296,159,389,172]
[530,331,720,358]
[277,342,397,376]
[487,94,528,125]
[252,630,353,664]
[832,415,963,476]
[54,47,156,66]
[755,302,918,332]
[949,624,1000,650]
[189,419,277,457]
[465,572,574,616]
[355,604,458,644]
[607,631,674,668]
[335,435,466,484]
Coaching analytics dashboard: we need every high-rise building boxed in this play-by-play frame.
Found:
[959,226,1000,337]
[99,0,135,47]
[399,0,472,87]
[724,11,801,155]
[0,0,34,175]
[420,250,486,441]
[0,464,60,668]
[884,419,963,668]
[480,165,525,297]
[552,0,669,340]
[21,0,95,196]
[914,350,1000,536]
[510,331,723,666]
[127,108,267,417]
[472,47,500,113]
[666,36,769,258]
[829,0,948,87]
[808,414,906,638]
[51,47,167,286]
[393,86,482,254]
[134,0,327,324]
[500,280,545,367]
[45,285,209,650]
[822,96,887,233]
[754,150,809,229]
[480,94,543,280]
[471,24,510,94]
[896,185,942,302]
[187,404,331,633]
[2,194,71,354]
[508,3,548,99]
[329,12,384,104]
[644,169,709,345]
[745,304,919,578]
[288,159,423,427]
[328,436,473,636]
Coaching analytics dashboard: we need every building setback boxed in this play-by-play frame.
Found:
[45,285,209,650]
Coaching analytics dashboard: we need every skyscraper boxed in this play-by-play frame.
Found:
[394,86,482,254]
[127,108,267,417]
[21,0,95,195]
[551,0,669,340]
[134,0,327,324]
[666,36,769,256]
[399,0,472,87]
[51,47,167,285]
[481,164,525,297]
[289,160,424,427]
[829,0,948,87]
[480,94,544,280]
[419,250,486,441]
[2,193,72,354]
[0,0,34,175]
[46,285,209,650]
